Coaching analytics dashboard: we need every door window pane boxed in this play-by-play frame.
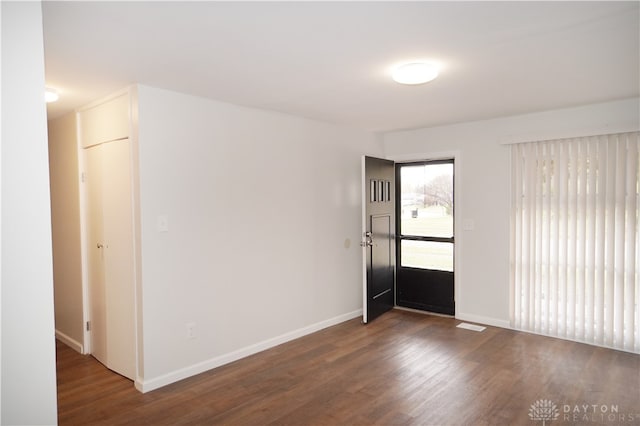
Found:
[400,163,453,238]
[401,240,453,271]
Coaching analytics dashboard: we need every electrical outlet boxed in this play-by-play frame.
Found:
[186,322,196,339]
[157,215,169,232]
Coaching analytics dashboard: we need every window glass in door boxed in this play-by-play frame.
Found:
[399,162,453,270]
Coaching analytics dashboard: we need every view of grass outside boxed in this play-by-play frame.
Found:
[401,206,452,237]
[400,163,454,271]
[401,240,453,271]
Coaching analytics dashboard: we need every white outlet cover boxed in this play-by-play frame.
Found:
[186,322,196,339]
[157,215,169,232]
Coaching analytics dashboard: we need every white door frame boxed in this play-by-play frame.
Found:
[385,150,462,318]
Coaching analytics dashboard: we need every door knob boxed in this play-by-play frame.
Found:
[97,243,104,249]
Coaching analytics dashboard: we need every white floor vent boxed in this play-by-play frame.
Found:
[456,322,486,332]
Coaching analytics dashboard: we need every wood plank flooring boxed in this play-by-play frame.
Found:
[56,310,640,425]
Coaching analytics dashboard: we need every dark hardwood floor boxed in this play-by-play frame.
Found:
[56,309,640,425]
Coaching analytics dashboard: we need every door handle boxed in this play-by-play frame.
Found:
[97,243,104,249]
[360,232,374,247]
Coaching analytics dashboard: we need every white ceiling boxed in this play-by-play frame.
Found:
[42,1,640,133]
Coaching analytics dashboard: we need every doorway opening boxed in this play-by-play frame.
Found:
[395,160,454,315]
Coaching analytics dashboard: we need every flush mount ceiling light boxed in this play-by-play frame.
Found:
[45,88,59,103]
[392,62,439,85]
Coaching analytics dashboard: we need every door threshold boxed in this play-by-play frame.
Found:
[393,306,454,318]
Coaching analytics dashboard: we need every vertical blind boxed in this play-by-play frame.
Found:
[510,131,639,353]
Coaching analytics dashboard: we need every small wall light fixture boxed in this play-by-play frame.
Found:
[45,88,59,103]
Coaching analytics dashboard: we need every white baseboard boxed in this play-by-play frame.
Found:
[55,329,84,354]
[135,309,362,393]
[455,312,511,330]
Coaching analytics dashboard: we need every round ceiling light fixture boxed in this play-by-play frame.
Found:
[45,88,59,103]
[392,62,439,85]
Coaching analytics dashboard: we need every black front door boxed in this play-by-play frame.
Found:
[395,160,455,315]
[362,156,395,323]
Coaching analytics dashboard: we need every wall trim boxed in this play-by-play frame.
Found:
[55,329,84,354]
[496,97,640,145]
[455,312,511,330]
[135,309,362,393]
[394,307,511,330]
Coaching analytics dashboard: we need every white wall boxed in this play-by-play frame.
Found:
[1,2,59,425]
[383,97,640,328]
[135,85,382,390]
[48,112,84,352]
